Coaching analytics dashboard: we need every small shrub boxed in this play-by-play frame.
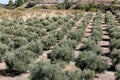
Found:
[61,26,68,33]
[56,3,65,10]
[81,39,102,55]
[56,30,65,40]
[75,51,109,74]
[42,20,50,26]
[46,23,57,32]
[9,37,28,49]
[74,4,85,10]
[48,46,74,62]
[110,49,120,65]
[40,5,48,9]
[36,29,47,37]
[110,32,120,39]
[91,29,102,43]
[26,2,36,8]
[28,40,43,55]
[66,69,82,80]
[110,38,120,50]
[65,2,72,9]
[42,36,57,50]
[5,50,36,73]
[66,69,95,80]
[0,42,9,62]
[30,60,66,80]
[116,65,120,80]
[60,39,77,50]
[68,29,84,42]
[0,33,11,44]
[81,69,95,80]
[57,19,64,25]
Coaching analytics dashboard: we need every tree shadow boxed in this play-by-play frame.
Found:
[0,69,23,77]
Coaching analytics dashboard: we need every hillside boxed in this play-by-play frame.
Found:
[0,3,5,8]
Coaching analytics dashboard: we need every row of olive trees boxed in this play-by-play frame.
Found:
[75,11,109,76]
[105,11,120,80]
[91,10,102,43]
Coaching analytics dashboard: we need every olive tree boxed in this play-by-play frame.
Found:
[30,60,66,80]
[42,36,57,50]
[81,39,102,55]
[75,51,109,74]
[66,69,95,80]
[116,65,120,80]
[5,50,36,73]
[110,49,120,65]
[9,37,28,49]
[28,40,43,55]
[48,46,74,62]
[56,30,65,40]
[60,39,77,50]
[0,42,9,62]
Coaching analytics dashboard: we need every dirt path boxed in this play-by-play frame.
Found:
[94,71,115,80]
[98,14,110,55]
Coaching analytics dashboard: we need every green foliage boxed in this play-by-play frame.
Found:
[0,33,11,44]
[66,69,82,80]
[15,0,25,7]
[26,18,39,26]
[57,19,64,25]
[110,31,120,39]
[61,26,68,33]
[110,49,120,65]
[116,11,120,22]
[56,30,64,40]
[46,23,57,32]
[42,36,56,50]
[30,60,66,80]
[74,4,85,10]
[5,50,36,72]
[81,69,95,80]
[116,65,120,80]
[66,69,95,80]
[26,2,36,8]
[56,3,65,10]
[7,0,14,7]
[60,39,77,50]
[28,40,43,55]
[91,11,102,42]
[81,39,102,55]
[74,14,82,21]
[9,37,28,49]
[40,5,48,9]
[65,2,72,9]
[75,51,109,74]
[91,29,102,43]
[48,46,74,62]
[68,29,84,42]
[110,39,120,50]
[0,42,9,62]
[42,20,50,26]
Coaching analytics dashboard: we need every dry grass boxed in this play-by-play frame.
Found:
[0,8,82,20]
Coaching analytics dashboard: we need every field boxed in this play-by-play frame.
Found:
[0,9,120,80]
